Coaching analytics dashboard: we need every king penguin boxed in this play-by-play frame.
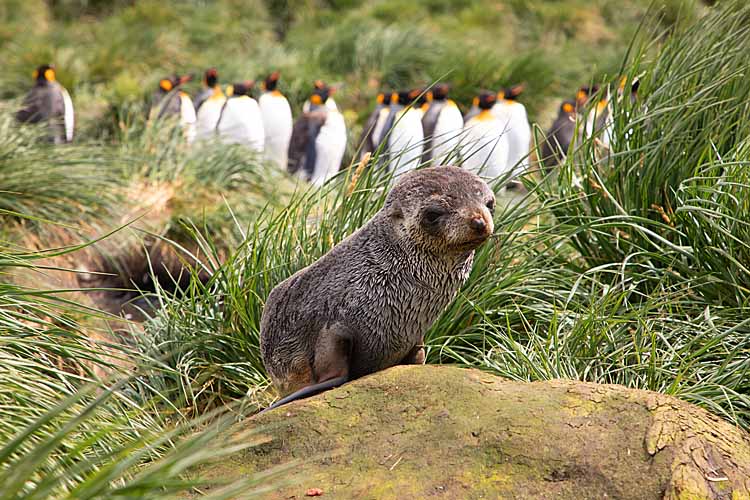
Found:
[539,100,577,171]
[195,73,227,141]
[148,75,197,144]
[194,68,220,112]
[288,86,347,186]
[356,90,391,160]
[259,71,293,169]
[421,83,464,164]
[16,65,74,144]
[461,91,510,180]
[491,84,532,176]
[215,81,265,152]
[382,89,425,176]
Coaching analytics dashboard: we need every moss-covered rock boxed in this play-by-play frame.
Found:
[210,366,750,499]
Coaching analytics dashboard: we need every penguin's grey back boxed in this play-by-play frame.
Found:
[16,81,68,143]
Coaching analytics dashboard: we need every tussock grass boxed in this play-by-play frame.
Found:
[0,225,288,498]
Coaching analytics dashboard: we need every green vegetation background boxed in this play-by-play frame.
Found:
[0,0,699,138]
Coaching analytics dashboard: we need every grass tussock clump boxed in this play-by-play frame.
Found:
[0,232,290,498]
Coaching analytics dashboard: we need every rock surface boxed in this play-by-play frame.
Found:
[213,365,750,499]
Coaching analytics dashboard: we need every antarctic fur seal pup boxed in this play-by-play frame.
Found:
[260,166,495,411]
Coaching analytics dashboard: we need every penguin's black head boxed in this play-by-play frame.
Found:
[395,90,420,106]
[559,100,576,117]
[309,80,331,105]
[205,68,219,87]
[309,86,330,106]
[264,71,280,91]
[575,85,599,106]
[432,83,450,101]
[411,88,428,107]
[232,80,255,96]
[159,74,190,93]
[500,83,525,101]
[375,90,389,105]
[33,64,55,83]
[631,79,640,96]
[158,76,175,93]
[477,90,497,110]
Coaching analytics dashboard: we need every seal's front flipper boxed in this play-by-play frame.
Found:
[259,375,348,415]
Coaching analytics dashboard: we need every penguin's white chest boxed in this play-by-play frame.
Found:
[310,111,347,186]
[431,103,464,163]
[388,108,424,176]
[259,93,293,168]
[491,102,531,174]
[196,97,226,140]
[217,97,265,152]
[461,116,510,179]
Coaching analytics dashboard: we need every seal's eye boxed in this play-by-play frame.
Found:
[486,199,495,214]
[422,207,447,225]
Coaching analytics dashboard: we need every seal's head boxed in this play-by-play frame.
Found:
[385,166,495,255]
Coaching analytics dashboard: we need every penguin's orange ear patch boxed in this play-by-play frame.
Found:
[32,70,39,80]
[159,79,173,91]
[619,75,628,90]
[497,90,505,99]
[44,69,56,81]
[376,93,385,104]
[310,94,323,105]
[391,93,398,104]
[472,97,479,106]
[562,103,574,113]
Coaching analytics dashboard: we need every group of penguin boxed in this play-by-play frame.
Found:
[15,63,639,185]
[147,69,296,172]
[358,83,532,182]
[147,70,350,185]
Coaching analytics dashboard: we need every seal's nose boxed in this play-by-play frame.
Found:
[470,217,487,234]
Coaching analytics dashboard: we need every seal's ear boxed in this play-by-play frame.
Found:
[387,199,404,220]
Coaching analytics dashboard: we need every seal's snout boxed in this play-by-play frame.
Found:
[468,208,493,239]
[470,216,487,234]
